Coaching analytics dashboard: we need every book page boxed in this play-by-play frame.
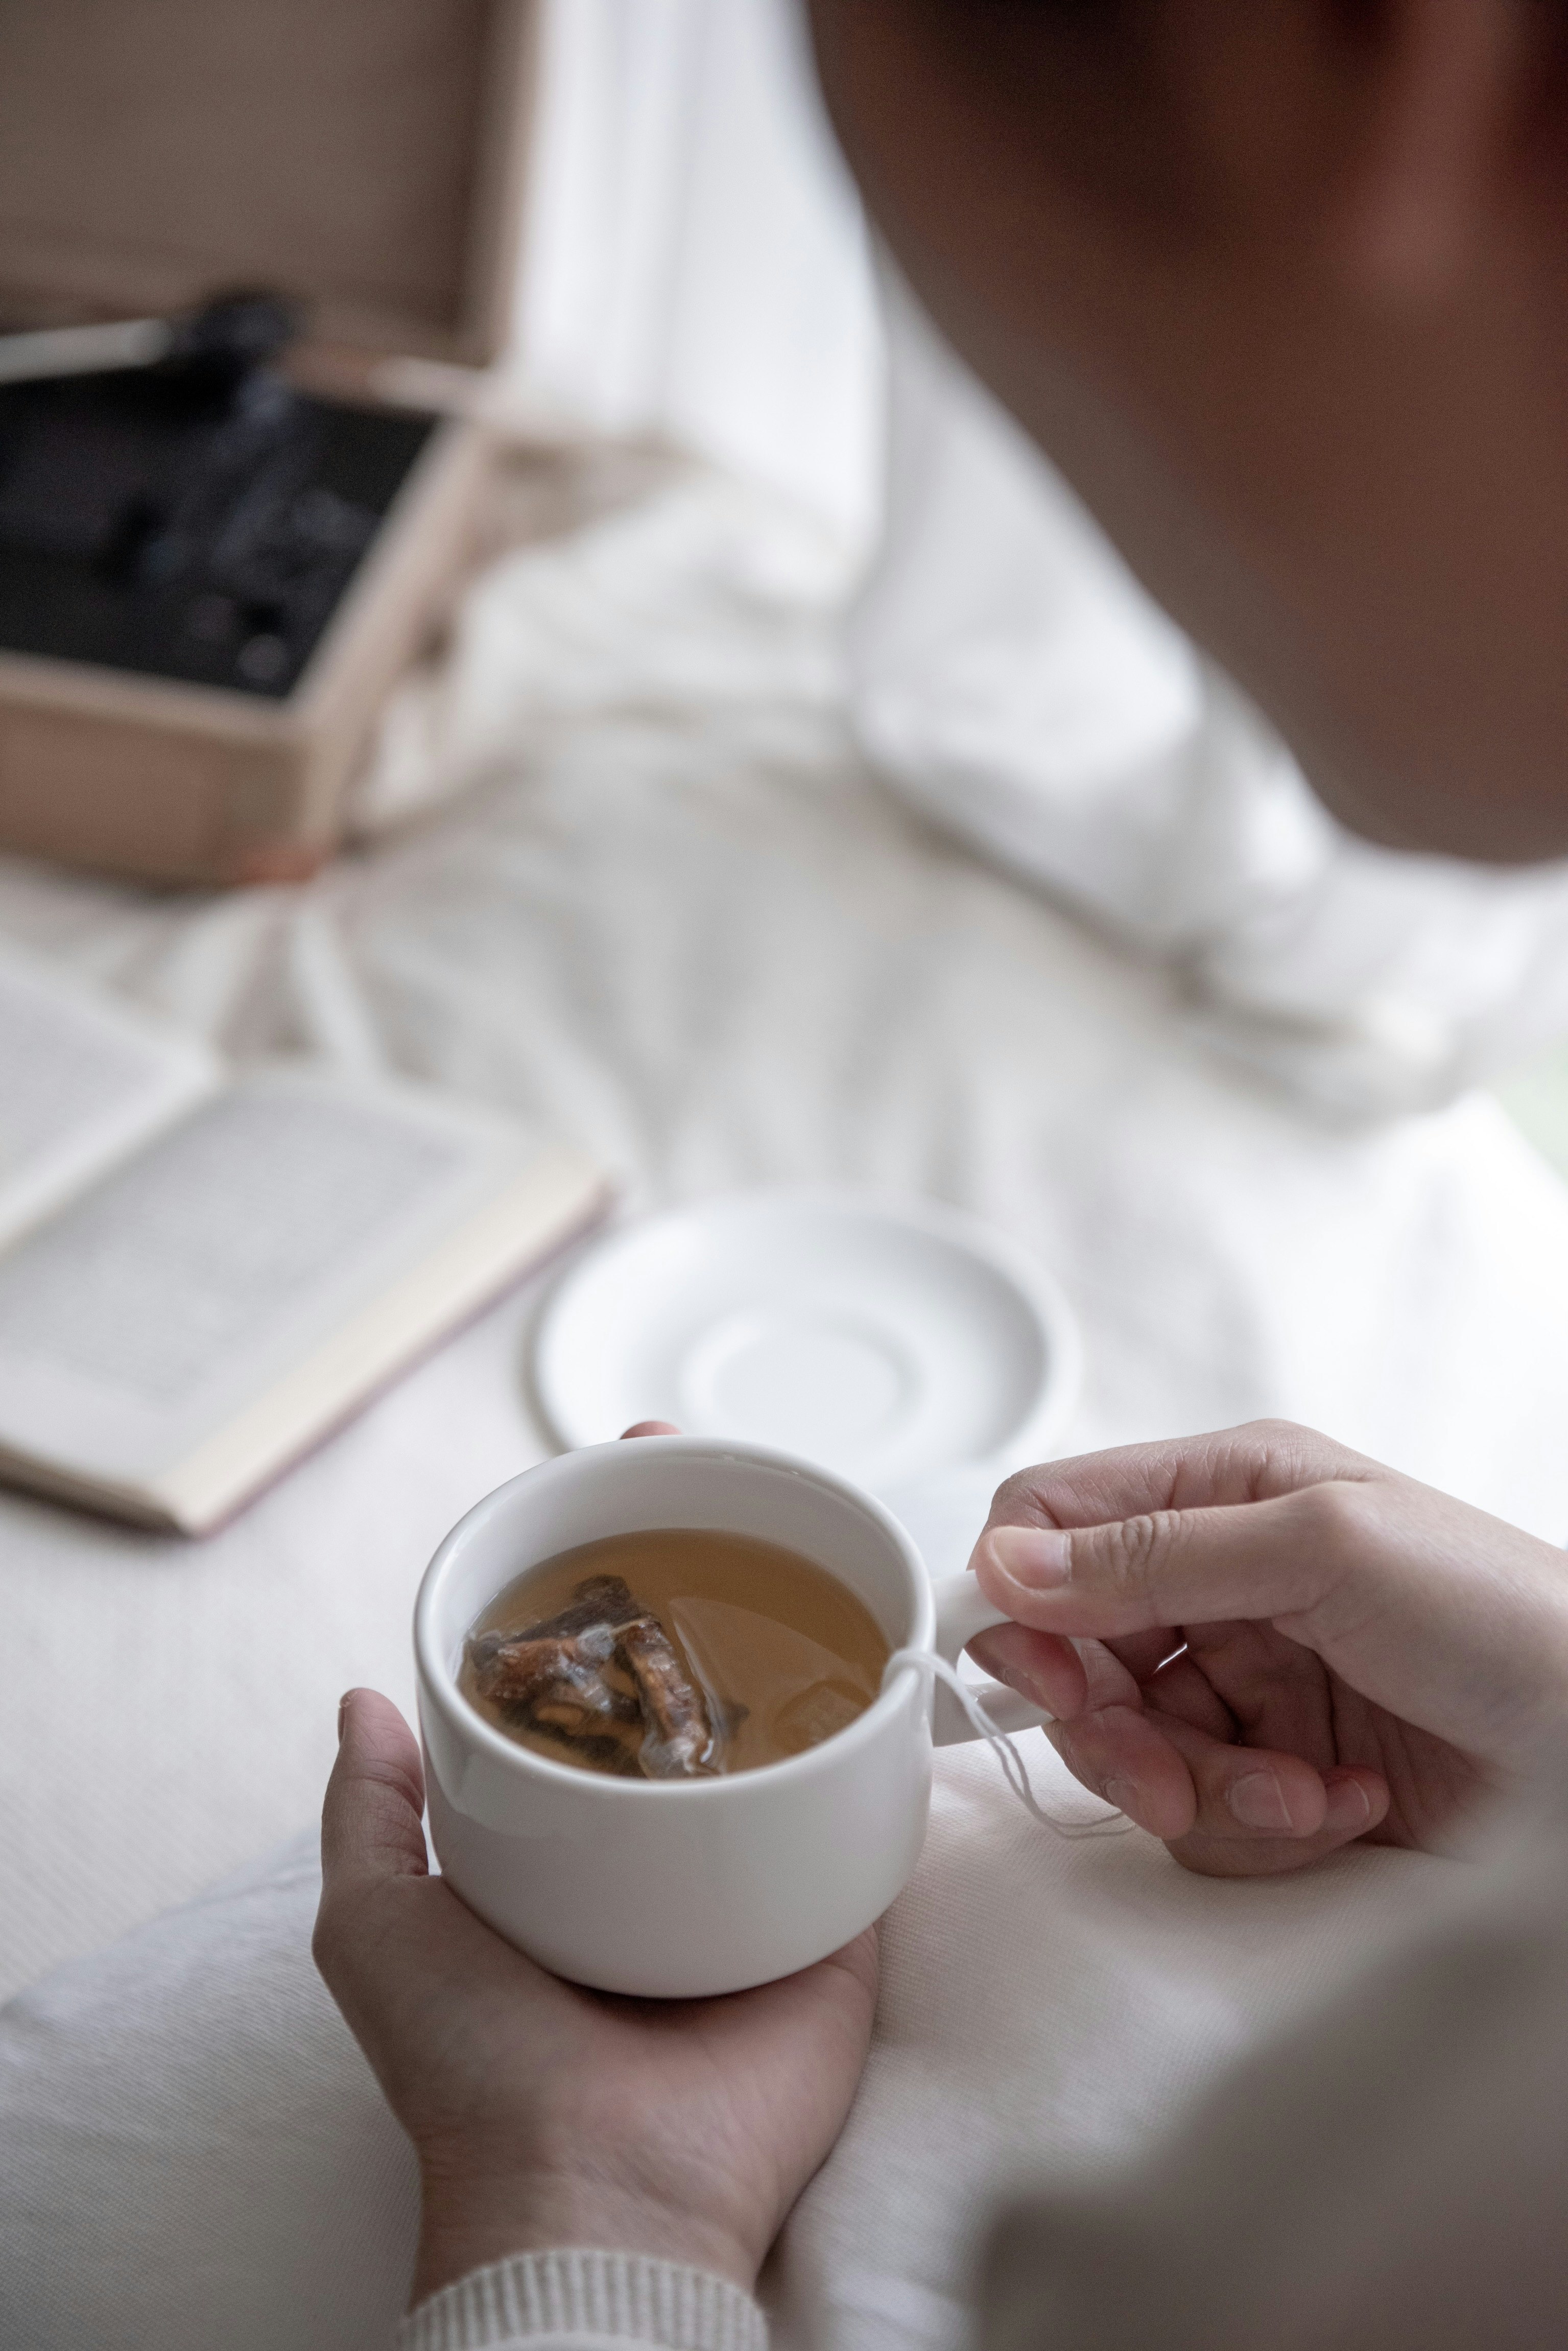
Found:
[0,950,219,1247]
[0,1081,470,1412]
[0,1066,601,1511]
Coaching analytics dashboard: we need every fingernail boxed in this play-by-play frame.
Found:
[988,1525,1072,1591]
[337,1691,352,1744]
[1103,1776,1141,1821]
[1228,1771,1294,1831]
[1325,1778,1372,1834]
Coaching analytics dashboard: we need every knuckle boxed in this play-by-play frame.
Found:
[1235,1418,1347,1483]
[379,1754,427,1818]
[1103,1508,1183,1592]
[988,1467,1050,1523]
[1295,1477,1382,1563]
[1237,1417,1310,1447]
[1241,1416,1385,1489]
[347,1750,425,1820]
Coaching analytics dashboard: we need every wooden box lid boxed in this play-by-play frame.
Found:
[0,0,537,367]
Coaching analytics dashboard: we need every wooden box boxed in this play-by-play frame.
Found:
[0,0,537,885]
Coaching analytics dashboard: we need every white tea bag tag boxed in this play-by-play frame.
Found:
[883,1647,1133,1840]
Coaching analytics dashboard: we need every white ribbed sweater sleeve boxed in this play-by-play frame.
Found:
[399,2250,768,2351]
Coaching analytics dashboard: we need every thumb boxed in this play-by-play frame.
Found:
[970,1484,1361,1643]
[320,1687,430,1899]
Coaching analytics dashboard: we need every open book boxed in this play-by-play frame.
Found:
[0,951,609,1533]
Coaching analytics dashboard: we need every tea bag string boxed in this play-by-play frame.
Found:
[882,1649,1135,1841]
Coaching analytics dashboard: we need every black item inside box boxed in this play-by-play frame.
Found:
[0,368,436,699]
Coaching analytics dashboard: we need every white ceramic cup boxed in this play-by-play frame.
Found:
[415,1435,1041,1998]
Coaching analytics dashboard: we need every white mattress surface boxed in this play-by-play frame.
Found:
[3,467,1568,2006]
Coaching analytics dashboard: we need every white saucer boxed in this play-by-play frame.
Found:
[531,1189,1082,1516]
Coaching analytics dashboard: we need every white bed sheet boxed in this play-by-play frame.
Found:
[0,1754,1437,2351]
[3,466,1568,2007]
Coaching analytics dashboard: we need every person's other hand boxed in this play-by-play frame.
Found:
[314,1420,876,2307]
[965,1421,1568,1878]
[315,1691,876,2302]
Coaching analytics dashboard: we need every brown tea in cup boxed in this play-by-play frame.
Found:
[460,1527,890,1780]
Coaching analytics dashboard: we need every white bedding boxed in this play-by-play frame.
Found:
[4,464,1568,2021]
[0,1750,1434,2351]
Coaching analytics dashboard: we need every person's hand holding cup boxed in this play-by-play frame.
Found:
[314,1418,1027,2304]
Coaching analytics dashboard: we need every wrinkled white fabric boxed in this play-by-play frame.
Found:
[848,283,1568,1115]
[0,1737,1440,2351]
[4,466,1568,2020]
[0,1833,420,2351]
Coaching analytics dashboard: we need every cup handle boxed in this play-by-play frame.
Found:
[927,1572,1055,1749]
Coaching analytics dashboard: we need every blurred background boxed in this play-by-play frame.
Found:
[504,0,1568,1150]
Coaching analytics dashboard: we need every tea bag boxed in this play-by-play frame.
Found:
[469,1573,718,1780]
[670,1597,871,1759]
[468,1623,636,1732]
[618,1615,714,1777]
